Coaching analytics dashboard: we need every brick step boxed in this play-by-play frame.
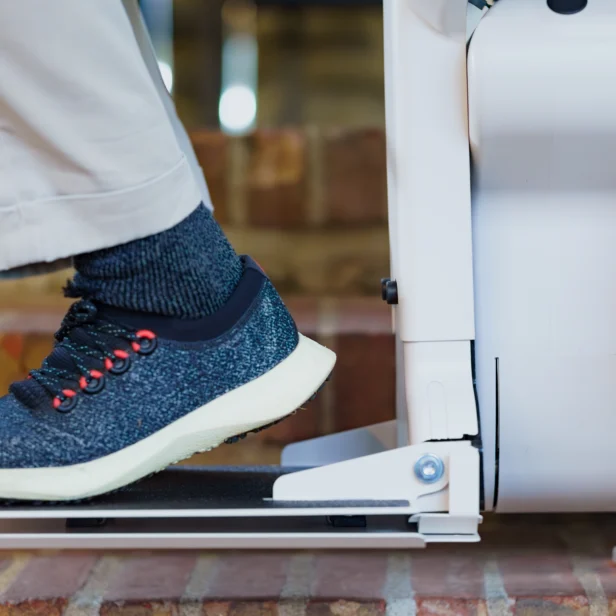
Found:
[0,514,614,614]
[0,297,395,460]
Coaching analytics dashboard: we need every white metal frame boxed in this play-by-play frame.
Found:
[276,423,482,538]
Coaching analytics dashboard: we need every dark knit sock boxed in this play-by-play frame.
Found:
[70,204,243,318]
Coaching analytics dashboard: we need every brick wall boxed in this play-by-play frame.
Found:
[256,7,385,127]
[172,4,385,129]
[194,128,389,296]
[0,128,394,460]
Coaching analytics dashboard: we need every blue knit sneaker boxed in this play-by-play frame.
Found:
[0,257,336,501]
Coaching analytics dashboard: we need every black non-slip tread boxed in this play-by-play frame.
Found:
[0,373,332,507]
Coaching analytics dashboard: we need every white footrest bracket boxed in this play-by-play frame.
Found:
[274,437,481,539]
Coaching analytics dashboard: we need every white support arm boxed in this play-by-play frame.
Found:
[384,0,475,343]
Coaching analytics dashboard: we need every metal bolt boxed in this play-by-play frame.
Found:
[414,454,445,484]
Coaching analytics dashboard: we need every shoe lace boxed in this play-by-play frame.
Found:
[10,299,143,410]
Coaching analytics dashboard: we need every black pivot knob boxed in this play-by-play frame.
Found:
[380,278,398,305]
[547,0,587,15]
[380,278,391,301]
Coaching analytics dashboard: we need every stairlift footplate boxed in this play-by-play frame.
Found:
[0,439,482,549]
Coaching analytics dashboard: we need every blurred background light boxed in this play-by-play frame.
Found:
[219,1,258,134]
[140,0,174,93]
[219,84,257,133]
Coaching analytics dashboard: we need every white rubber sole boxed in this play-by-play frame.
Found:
[0,334,336,501]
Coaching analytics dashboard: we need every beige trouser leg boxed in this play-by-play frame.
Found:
[123,0,212,209]
[0,0,206,274]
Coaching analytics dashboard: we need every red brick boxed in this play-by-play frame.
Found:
[333,333,395,432]
[411,551,486,599]
[416,599,487,616]
[228,602,279,616]
[100,602,178,616]
[1,554,96,603]
[191,131,230,224]
[306,600,386,616]
[208,554,289,600]
[0,599,67,616]
[203,602,231,616]
[312,554,388,601]
[514,596,590,615]
[103,554,196,602]
[324,129,387,227]
[246,131,307,229]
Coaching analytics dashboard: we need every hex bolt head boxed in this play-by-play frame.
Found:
[414,454,445,484]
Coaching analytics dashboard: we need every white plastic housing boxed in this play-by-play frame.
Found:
[470,0,616,511]
[384,0,474,343]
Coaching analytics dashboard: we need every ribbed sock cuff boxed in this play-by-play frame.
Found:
[71,204,243,318]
